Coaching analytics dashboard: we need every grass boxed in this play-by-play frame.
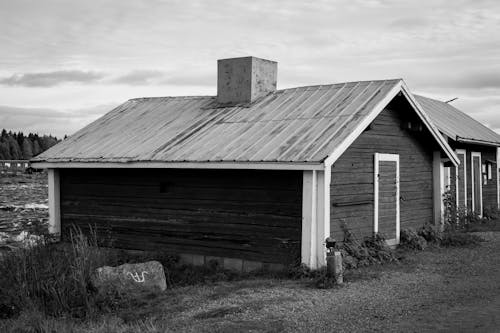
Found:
[0,227,116,318]
[3,231,500,332]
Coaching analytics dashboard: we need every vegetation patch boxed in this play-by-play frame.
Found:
[440,232,483,247]
[399,229,428,250]
[338,223,399,270]
[193,306,244,319]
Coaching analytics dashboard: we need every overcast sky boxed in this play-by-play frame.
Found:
[1,0,499,137]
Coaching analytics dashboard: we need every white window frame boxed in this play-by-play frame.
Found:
[374,153,400,246]
[471,151,483,217]
[456,149,467,209]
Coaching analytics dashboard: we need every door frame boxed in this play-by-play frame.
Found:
[455,149,467,209]
[374,153,400,245]
[471,151,483,216]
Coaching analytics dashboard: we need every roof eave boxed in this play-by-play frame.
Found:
[323,80,460,167]
[30,160,324,171]
[400,83,459,166]
[455,136,500,147]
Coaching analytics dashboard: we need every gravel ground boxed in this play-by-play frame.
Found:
[10,230,494,333]
[159,232,500,332]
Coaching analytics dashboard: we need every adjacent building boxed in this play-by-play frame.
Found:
[417,95,500,217]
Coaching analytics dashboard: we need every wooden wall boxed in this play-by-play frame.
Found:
[330,95,438,239]
[449,142,498,214]
[60,169,302,264]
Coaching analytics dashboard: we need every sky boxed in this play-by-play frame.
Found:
[0,0,499,138]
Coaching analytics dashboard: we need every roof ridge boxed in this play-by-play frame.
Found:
[129,96,214,101]
[276,78,402,93]
[127,79,403,101]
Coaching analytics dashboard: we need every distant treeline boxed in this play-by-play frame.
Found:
[0,129,60,160]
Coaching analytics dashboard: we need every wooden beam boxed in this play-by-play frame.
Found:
[471,151,483,217]
[302,168,331,269]
[31,161,324,171]
[301,170,317,268]
[48,169,61,236]
[498,148,500,210]
[433,151,444,228]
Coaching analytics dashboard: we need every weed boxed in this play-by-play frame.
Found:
[0,226,118,318]
[417,223,442,244]
[399,229,427,250]
[339,222,398,269]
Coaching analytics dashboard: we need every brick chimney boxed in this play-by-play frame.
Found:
[217,56,277,105]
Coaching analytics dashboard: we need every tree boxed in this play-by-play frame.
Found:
[0,142,10,159]
[0,129,60,160]
[22,138,34,159]
[32,140,42,156]
[7,136,22,159]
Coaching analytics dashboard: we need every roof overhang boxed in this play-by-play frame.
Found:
[323,80,459,167]
[30,161,324,171]
[455,136,500,147]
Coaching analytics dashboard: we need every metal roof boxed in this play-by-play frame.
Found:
[415,95,500,146]
[34,79,406,164]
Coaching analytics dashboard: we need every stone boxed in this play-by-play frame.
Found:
[192,254,205,266]
[92,260,167,292]
[242,260,262,273]
[179,253,193,265]
[223,257,243,271]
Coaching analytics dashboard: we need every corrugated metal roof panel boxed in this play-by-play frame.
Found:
[34,79,402,164]
[415,95,500,145]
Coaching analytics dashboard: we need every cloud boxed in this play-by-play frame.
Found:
[160,72,214,87]
[0,70,104,87]
[0,103,118,137]
[111,70,165,85]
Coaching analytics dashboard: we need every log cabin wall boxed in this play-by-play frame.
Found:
[330,96,439,240]
[449,142,498,214]
[60,168,302,264]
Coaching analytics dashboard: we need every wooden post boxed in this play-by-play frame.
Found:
[497,147,500,210]
[302,170,317,268]
[315,168,330,268]
[302,168,330,269]
[433,151,444,230]
[48,169,61,236]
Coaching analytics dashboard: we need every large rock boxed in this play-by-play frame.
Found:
[92,261,167,292]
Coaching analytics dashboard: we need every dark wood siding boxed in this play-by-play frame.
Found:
[449,142,498,214]
[330,96,438,239]
[60,169,302,264]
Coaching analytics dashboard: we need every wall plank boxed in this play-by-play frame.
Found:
[60,169,302,264]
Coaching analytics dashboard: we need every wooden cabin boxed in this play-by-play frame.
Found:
[417,96,500,218]
[32,56,458,269]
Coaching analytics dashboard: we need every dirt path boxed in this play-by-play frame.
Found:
[3,232,500,332]
[161,231,500,332]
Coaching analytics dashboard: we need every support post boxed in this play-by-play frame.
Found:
[497,147,500,210]
[433,151,445,229]
[48,169,61,236]
[302,170,317,268]
[302,168,330,269]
